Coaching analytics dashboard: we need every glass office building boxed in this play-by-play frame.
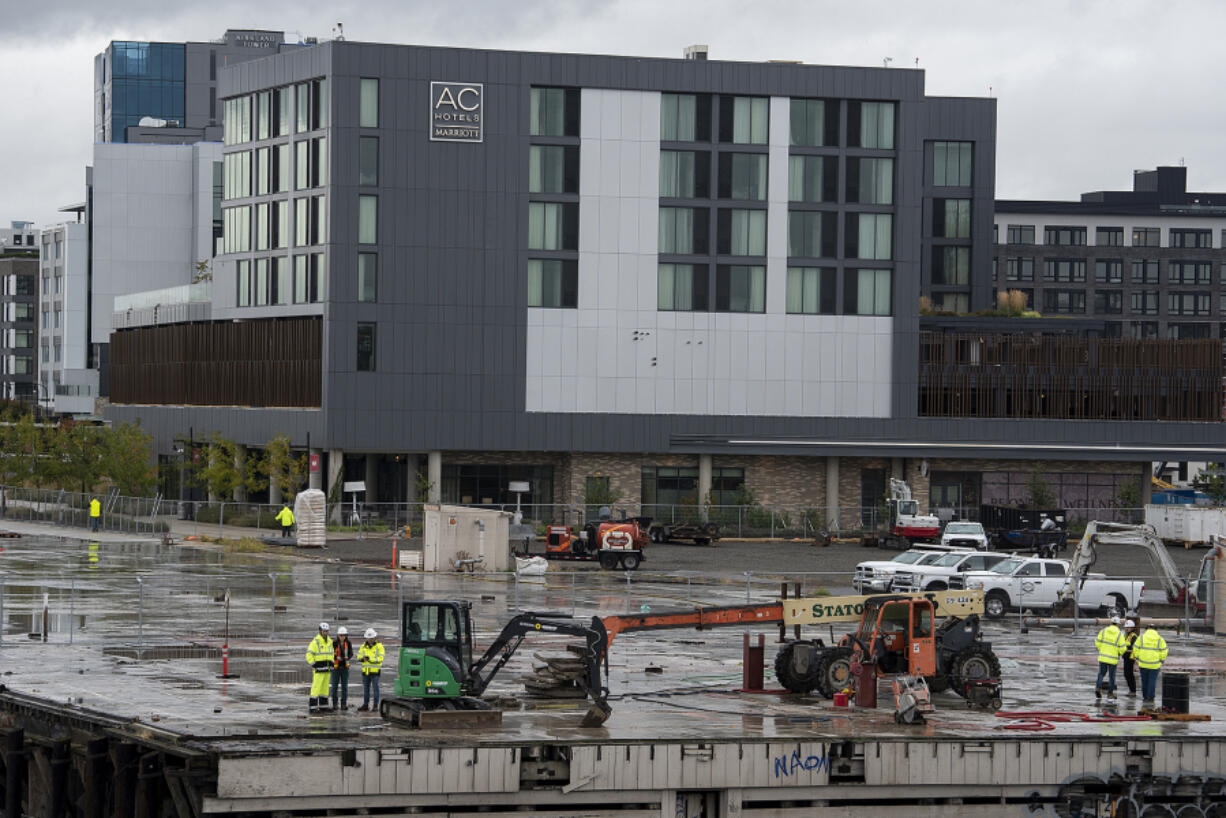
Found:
[101,42,186,143]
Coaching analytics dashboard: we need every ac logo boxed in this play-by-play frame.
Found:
[430,81,483,143]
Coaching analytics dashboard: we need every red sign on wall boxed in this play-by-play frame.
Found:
[309,454,320,473]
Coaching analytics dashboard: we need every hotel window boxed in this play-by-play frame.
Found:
[295,141,309,190]
[530,87,578,137]
[528,202,577,251]
[295,83,309,133]
[255,147,269,196]
[846,157,893,204]
[1169,292,1211,316]
[717,209,767,256]
[1096,226,1123,246]
[528,145,578,194]
[254,258,269,306]
[256,91,270,140]
[844,269,892,316]
[310,79,328,130]
[358,195,378,244]
[311,136,327,187]
[933,199,971,238]
[1043,290,1086,314]
[1094,290,1122,315]
[236,261,250,306]
[272,201,288,249]
[790,98,837,147]
[1131,260,1159,284]
[223,151,250,199]
[1171,229,1211,249]
[785,266,836,314]
[1169,323,1211,340]
[273,257,290,305]
[715,265,766,312]
[932,247,969,285]
[1169,261,1211,284]
[359,79,379,128]
[222,206,250,253]
[787,211,836,258]
[358,253,377,302]
[657,263,707,311]
[1044,225,1086,246]
[720,96,768,144]
[356,323,376,372]
[789,155,837,203]
[527,259,578,308]
[660,151,708,198]
[1131,290,1158,315]
[359,137,378,186]
[254,203,269,251]
[1043,259,1086,282]
[309,196,327,245]
[274,143,290,192]
[848,102,895,149]
[274,87,291,136]
[1132,227,1159,247]
[932,142,973,186]
[719,153,767,201]
[1006,224,1035,244]
[845,213,892,260]
[659,207,706,254]
[1094,259,1122,283]
[661,93,707,141]
[294,198,309,247]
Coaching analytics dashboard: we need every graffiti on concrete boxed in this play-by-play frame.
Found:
[772,748,829,779]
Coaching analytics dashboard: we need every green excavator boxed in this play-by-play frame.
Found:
[379,600,613,728]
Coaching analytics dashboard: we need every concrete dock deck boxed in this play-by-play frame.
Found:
[0,528,1223,816]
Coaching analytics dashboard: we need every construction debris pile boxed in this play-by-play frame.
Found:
[521,646,591,698]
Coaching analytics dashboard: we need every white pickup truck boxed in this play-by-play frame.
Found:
[891,550,1014,593]
[852,547,970,593]
[952,556,1144,619]
[941,521,990,551]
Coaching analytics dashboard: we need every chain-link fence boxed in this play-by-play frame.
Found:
[0,483,1170,544]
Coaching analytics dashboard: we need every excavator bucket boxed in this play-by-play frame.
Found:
[580,697,612,727]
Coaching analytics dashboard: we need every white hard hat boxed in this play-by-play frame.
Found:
[337,626,348,635]
[319,622,329,631]
[364,628,377,639]
[1125,620,1136,628]
[1110,616,1121,625]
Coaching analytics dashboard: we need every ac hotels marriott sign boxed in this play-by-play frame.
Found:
[430,82,483,142]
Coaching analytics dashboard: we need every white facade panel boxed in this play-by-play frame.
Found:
[529,89,892,418]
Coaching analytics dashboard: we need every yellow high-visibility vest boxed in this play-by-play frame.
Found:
[1133,629,1168,670]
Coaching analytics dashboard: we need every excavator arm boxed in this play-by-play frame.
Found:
[466,612,610,701]
[1059,521,1185,603]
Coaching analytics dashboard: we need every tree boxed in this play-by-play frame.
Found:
[259,434,308,501]
[191,259,213,283]
[1025,467,1057,509]
[193,433,244,500]
[3,415,45,487]
[1193,463,1226,504]
[101,422,157,496]
[56,421,107,492]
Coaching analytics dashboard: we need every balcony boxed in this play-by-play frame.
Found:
[113,282,211,329]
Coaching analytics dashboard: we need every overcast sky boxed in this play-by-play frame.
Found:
[3,0,1224,228]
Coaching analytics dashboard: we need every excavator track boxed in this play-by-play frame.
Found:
[380,696,503,730]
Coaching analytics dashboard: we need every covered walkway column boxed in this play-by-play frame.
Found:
[698,454,713,521]
[426,451,442,504]
[327,449,343,522]
[825,456,839,531]
[364,454,378,503]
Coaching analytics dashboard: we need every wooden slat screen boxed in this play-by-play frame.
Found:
[918,333,1223,422]
[109,318,322,408]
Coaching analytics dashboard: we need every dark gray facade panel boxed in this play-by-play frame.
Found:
[106,405,324,454]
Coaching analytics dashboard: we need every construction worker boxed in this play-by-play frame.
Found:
[1121,619,1139,696]
[1134,624,1169,706]
[1093,615,1126,703]
[89,497,101,532]
[331,626,354,711]
[305,622,334,714]
[356,628,385,712]
[274,504,294,538]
